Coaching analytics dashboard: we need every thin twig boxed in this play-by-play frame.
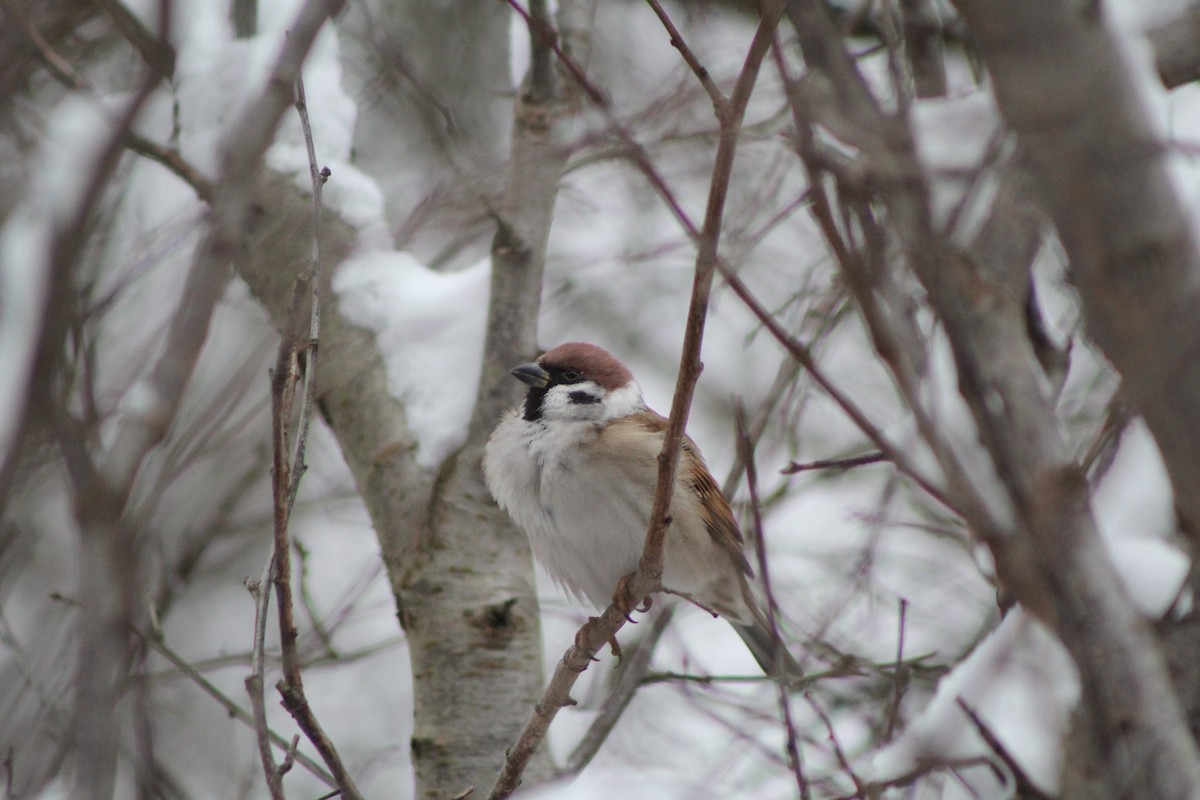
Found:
[125,132,215,202]
[736,406,810,800]
[885,598,908,739]
[142,630,335,787]
[718,265,957,514]
[515,0,957,526]
[503,0,705,235]
[487,7,785,798]
[286,70,327,514]
[98,0,177,76]
[645,0,727,113]
[210,2,360,798]
[805,692,868,796]
[783,452,888,474]
[561,607,676,776]
[293,540,338,658]
[245,561,286,800]
[269,327,363,800]
[956,697,1051,799]
[271,339,361,786]
[2,0,214,202]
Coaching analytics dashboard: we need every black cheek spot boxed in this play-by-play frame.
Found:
[569,391,601,405]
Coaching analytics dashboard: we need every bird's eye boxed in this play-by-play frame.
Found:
[561,368,583,382]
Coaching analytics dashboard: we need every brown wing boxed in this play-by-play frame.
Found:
[629,410,753,577]
[682,438,753,577]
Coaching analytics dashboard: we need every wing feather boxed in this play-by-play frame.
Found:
[623,411,753,577]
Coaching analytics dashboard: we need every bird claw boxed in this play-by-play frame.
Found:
[608,635,623,659]
[613,573,651,622]
[574,617,602,661]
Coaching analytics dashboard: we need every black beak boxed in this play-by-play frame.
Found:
[511,362,550,388]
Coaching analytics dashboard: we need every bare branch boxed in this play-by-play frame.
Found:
[956,697,1051,800]
[885,598,908,740]
[645,0,727,113]
[736,407,810,800]
[953,0,1200,546]
[285,70,327,514]
[268,323,363,800]
[488,7,785,797]
[245,565,286,800]
[561,607,675,777]
[97,0,176,77]
[142,630,336,787]
[806,692,867,796]
[783,452,887,474]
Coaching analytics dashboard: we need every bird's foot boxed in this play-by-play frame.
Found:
[608,635,623,659]
[574,617,602,662]
[613,573,653,622]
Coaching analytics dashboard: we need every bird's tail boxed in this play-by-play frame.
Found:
[733,621,803,684]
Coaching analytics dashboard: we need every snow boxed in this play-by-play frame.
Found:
[910,89,1002,237]
[871,609,1079,795]
[333,251,491,467]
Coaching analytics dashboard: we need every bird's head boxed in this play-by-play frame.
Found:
[512,342,645,423]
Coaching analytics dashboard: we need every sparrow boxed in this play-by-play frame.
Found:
[483,341,797,677]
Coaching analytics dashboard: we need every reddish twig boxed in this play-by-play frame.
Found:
[561,607,676,777]
[806,692,868,796]
[956,697,1050,798]
[645,0,727,113]
[207,2,360,798]
[885,598,908,739]
[487,6,785,798]
[783,452,888,474]
[736,406,810,800]
[142,631,337,786]
[268,313,363,800]
[286,70,327,514]
[246,563,286,800]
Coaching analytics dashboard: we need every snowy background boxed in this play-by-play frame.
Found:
[1,0,1198,798]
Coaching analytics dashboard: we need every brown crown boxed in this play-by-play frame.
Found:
[537,342,634,391]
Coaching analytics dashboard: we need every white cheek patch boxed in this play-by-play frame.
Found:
[600,382,644,420]
[541,383,605,421]
[539,379,646,422]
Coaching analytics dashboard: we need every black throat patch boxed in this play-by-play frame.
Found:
[522,387,549,421]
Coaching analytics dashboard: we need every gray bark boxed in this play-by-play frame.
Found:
[952,0,1200,544]
[785,1,1200,796]
[337,0,513,268]
[239,169,553,799]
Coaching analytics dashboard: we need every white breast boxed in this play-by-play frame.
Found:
[483,411,649,607]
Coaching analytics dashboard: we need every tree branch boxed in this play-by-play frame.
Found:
[952,0,1200,546]
[487,6,784,797]
[245,563,286,800]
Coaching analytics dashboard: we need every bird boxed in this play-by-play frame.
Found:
[483,341,798,678]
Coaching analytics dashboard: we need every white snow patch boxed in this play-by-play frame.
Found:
[911,89,1002,234]
[870,610,1078,795]
[333,251,490,467]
